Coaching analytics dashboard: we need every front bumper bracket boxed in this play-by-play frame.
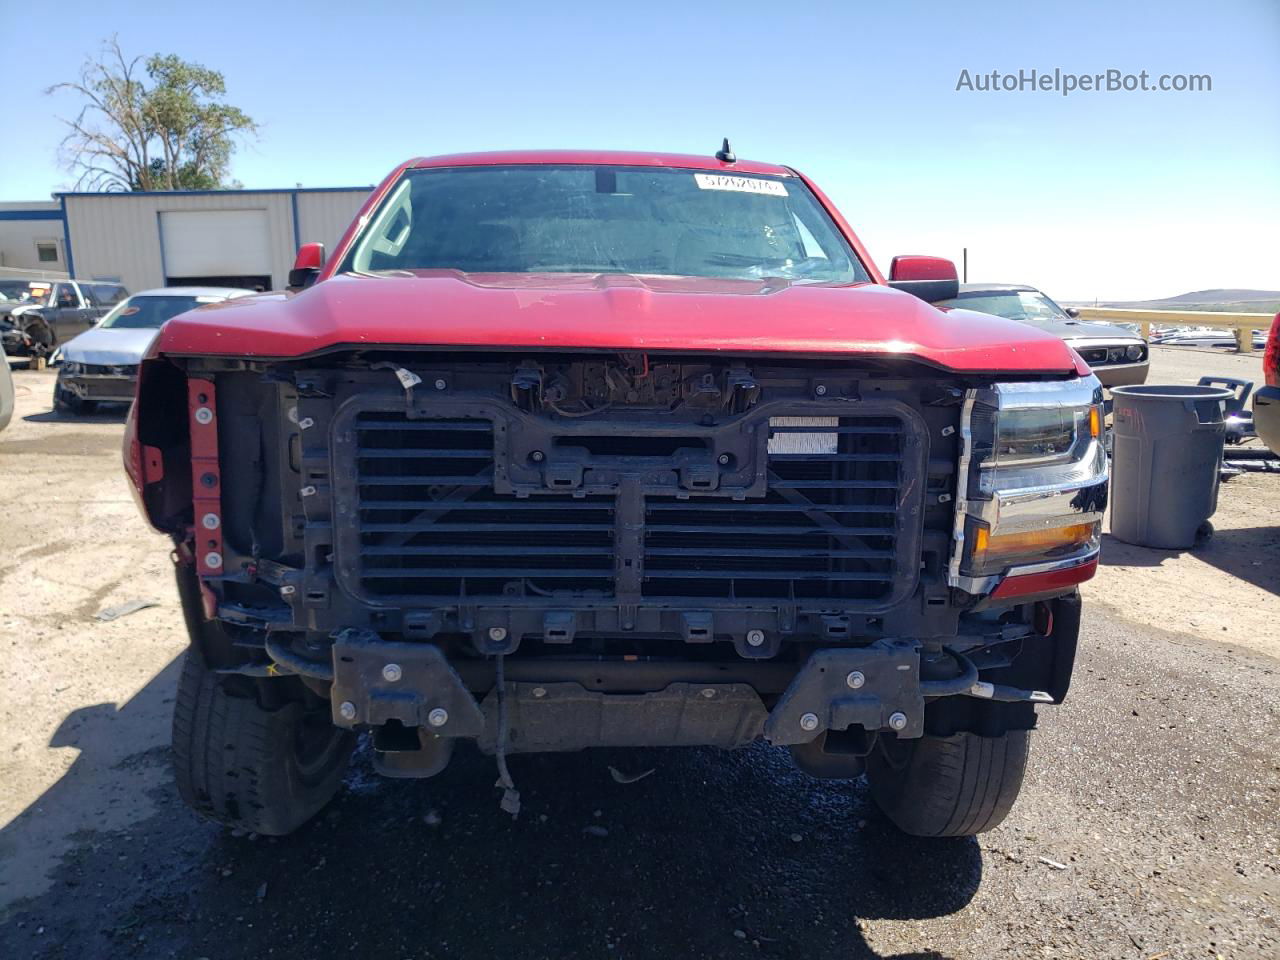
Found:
[763,640,925,744]
[330,633,485,736]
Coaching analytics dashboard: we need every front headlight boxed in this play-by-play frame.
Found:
[1125,343,1145,362]
[973,379,1106,494]
[951,377,1109,588]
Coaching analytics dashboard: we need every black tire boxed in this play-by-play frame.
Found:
[54,386,95,416]
[172,651,355,836]
[21,318,55,358]
[866,730,1029,837]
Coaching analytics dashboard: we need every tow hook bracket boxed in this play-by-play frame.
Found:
[764,640,925,745]
[542,610,576,644]
[681,611,715,643]
[330,634,484,736]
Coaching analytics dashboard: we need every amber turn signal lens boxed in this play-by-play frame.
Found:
[1088,406,1102,438]
[974,522,1097,565]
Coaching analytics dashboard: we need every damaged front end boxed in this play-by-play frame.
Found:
[127,349,1098,781]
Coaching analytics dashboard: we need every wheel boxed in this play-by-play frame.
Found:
[54,385,95,415]
[172,650,355,835]
[866,730,1029,837]
[21,317,55,357]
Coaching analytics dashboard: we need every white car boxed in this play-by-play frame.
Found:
[0,344,13,432]
[55,286,255,414]
[1150,328,1267,350]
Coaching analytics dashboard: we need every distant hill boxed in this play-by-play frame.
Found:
[1100,289,1280,313]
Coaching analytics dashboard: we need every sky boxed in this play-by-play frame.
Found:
[0,0,1276,301]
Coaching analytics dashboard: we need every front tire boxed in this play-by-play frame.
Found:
[54,385,95,415]
[21,317,55,358]
[866,730,1029,837]
[172,651,355,836]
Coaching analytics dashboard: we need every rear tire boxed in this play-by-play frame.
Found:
[866,730,1029,837]
[172,650,355,836]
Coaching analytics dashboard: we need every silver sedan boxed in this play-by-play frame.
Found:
[55,286,255,415]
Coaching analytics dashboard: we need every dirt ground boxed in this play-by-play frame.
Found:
[0,351,1277,959]
[1088,346,1280,660]
[1090,469,1280,661]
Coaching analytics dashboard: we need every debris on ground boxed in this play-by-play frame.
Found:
[423,810,442,827]
[582,825,609,838]
[608,765,655,784]
[1222,457,1280,477]
[93,598,156,622]
[1038,856,1069,870]
[255,882,268,902]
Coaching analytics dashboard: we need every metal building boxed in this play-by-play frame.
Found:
[0,201,70,278]
[2,187,371,293]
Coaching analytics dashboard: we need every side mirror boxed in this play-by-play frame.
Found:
[1065,307,1080,318]
[288,242,326,293]
[886,255,959,303]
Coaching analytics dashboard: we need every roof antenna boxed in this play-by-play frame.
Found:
[715,138,736,163]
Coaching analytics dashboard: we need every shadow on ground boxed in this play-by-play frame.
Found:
[22,404,130,426]
[0,657,980,960]
[1189,524,1280,596]
[1100,526,1280,597]
[1098,533,1174,569]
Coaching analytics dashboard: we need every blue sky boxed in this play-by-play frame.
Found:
[1,0,1276,300]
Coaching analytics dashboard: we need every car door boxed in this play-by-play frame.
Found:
[86,284,128,326]
[50,283,94,341]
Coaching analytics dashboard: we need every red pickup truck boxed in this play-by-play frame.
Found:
[125,150,1107,841]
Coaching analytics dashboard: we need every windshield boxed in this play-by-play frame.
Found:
[0,281,52,305]
[340,165,868,284]
[100,295,208,329]
[940,290,1068,322]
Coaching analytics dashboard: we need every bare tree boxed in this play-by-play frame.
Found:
[48,37,258,192]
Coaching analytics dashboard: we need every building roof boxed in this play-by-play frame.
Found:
[54,186,371,199]
[408,150,795,177]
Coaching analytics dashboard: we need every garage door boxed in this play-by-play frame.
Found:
[160,209,271,283]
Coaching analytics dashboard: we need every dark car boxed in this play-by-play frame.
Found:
[1253,313,1280,451]
[939,283,1149,387]
[0,278,129,359]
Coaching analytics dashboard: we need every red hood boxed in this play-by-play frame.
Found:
[154,272,1082,374]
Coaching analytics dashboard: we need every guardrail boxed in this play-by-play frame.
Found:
[1076,308,1275,353]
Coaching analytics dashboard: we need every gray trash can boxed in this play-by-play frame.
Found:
[1109,384,1234,549]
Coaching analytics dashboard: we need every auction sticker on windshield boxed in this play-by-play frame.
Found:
[693,173,789,196]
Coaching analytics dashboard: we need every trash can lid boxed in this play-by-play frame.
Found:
[1110,384,1235,401]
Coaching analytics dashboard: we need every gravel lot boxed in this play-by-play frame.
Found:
[1,350,1277,959]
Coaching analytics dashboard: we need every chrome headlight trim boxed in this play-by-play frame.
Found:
[947,375,1109,593]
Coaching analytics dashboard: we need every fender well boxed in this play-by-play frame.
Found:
[124,355,192,534]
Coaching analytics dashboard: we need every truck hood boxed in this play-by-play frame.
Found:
[61,326,160,365]
[154,271,1083,374]
[0,303,39,320]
